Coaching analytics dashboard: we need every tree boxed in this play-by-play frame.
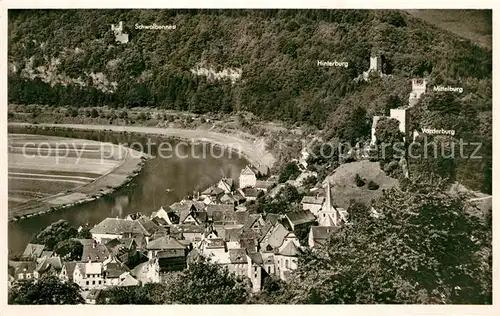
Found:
[280,176,491,304]
[9,275,84,304]
[367,180,379,190]
[30,220,78,250]
[54,239,83,261]
[90,108,99,118]
[279,162,301,183]
[163,261,250,304]
[355,173,366,187]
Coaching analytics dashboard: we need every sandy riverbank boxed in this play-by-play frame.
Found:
[9,123,276,168]
[8,133,148,221]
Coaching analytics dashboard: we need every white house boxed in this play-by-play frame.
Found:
[239,166,257,189]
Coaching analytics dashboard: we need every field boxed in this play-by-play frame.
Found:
[8,134,147,220]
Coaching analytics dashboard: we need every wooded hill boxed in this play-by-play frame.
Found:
[8,9,492,192]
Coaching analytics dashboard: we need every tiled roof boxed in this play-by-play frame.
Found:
[256,180,275,190]
[179,224,204,234]
[63,261,78,279]
[83,242,110,262]
[266,213,281,226]
[14,261,36,275]
[286,210,316,226]
[35,256,62,273]
[212,210,238,225]
[202,186,224,196]
[104,262,129,278]
[224,227,243,242]
[146,236,186,250]
[90,218,147,235]
[206,204,234,217]
[247,252,263,265]
[311,226,338,240]
[267,224,291,249]
[278,241,301,256]
[229,248,247,264]
[301,196,325,205]
[205,238,226,249]
[137,216,160,236]
[240,165,256,176]
[22,243,45,259]
[242,187,259,198]
[235,211,249,225]
[119,274,139,286]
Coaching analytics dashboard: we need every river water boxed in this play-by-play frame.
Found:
[8,127,248,254]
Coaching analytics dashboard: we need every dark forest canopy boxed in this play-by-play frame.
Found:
[7,10,492,194]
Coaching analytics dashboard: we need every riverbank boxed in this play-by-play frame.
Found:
[8,133,149,222]
[9,122,276,169]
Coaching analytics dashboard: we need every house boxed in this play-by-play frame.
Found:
[82,240,110,262]
[103,257,130,286]
[34,256,62,279]
[243,214,266,234]
[255,180,275,193]
[14,261,37,280]
[179,203,207,225]
[240,187,259,201]
[260,223,291,252]
[126,212,143,220]
[90,218,149,244]
[227,248,248,278]
[301,196,325,216]
[86,289,101,305]
[200,186,225,203]
[247,253,263,293]
[206,204,234,221]
[137,215,162,236]
[308,226,338,249]
[239,229,259,253]
[220,193,237,205]
[212,210,238,226]
[21,243,45,260]
[239,165,257,189]
[284,210,316,231]
[178,224,204,242]
[146,236,188,272]
[274,240,301,281]
[104,238,138,266]
[151,206,178,225]
[73,261,104,290]
[131,258,160,284]
[268,183,286,199]
[119,273,139,286]
[60,261,79,282]
[217,178,235,194]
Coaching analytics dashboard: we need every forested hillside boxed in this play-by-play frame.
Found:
[7,9,492,192]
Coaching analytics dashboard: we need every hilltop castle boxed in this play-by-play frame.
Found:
[371,78,427,145]
[111,21,129,44]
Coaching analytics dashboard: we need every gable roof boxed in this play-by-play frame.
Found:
[247,252,263,265]
[301,196,325,205]
[146,236,187,250]
[229,248,247,264]
[256,180,275,190]
[278,241,301,256]
[235,211,249,225]
[244,214,263,230]
[240,165,256,176]
[285,210,316,226]
[223,227,243,242]
[266,224,291,250]
[206,204,234,217]
[22,243,45,259]
[35,256,62,273]
[310,226,338,240]
[266,213,281,226]
[212,210,238,225]
[90,218,147,235]
[82,242,110,262]
[220,193,237,204]
[179,224,204,234]
[241,187,259,198]
[202,186,225,196]
[104,261,129,278]
[14,261,37,275]
[63,261,78,279]
[137,216,160,236]
[119,274,139,286]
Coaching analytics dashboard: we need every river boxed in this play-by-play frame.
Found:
[8,127,248,254]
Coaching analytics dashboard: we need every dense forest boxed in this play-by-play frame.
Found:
[7,9,492,192]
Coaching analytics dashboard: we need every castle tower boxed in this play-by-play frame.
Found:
[411,78,427,99]
[369,55,382,72]
[390,108,410,142]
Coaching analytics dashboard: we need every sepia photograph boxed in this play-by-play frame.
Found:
[2,2,495,310]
